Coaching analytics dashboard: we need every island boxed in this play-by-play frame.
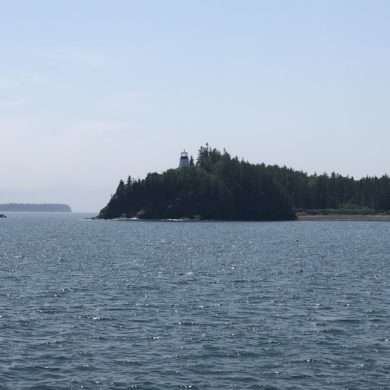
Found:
[0,204,72,212]
[97,145,390,221]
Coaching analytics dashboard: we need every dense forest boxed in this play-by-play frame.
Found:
[98,145,390,220]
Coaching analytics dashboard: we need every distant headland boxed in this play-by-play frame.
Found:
[0,204,72,212]
[97,144,390,221]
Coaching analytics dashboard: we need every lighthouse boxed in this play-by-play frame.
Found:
[179,151,189,168]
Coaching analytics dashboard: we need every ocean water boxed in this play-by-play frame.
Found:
[1,213,390,389]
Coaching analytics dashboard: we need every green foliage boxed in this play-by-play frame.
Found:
[98,145,390,220]
[99,145,295,220]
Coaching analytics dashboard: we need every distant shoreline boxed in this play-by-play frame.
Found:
[297,213,390,221]
[0,203,72,212]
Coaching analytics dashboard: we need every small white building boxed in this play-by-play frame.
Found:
[179,151,189,168]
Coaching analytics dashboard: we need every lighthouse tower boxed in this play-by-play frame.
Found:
[179,151,189,168]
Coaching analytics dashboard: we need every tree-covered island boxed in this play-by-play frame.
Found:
[98,145,390,221]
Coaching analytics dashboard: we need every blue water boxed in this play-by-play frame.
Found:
[1,213,390,389]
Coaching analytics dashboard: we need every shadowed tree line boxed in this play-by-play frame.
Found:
[98,145,390,220]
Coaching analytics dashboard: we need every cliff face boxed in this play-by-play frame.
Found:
[0,204,72,212]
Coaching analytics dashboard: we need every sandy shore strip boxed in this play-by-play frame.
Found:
[297,213,390,221]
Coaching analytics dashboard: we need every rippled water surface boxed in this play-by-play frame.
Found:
[1,213,390,389]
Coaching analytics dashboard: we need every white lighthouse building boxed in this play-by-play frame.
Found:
[179,151,190,168]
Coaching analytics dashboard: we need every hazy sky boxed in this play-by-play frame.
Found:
[1,1,390,212]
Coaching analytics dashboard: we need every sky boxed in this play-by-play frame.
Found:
[1,1,390,212]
